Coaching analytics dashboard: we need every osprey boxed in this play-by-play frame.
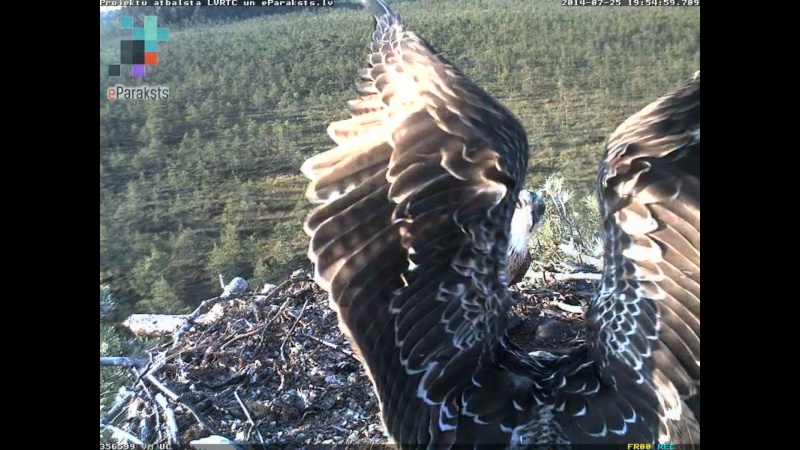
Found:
[301,0,700,447]
[507,190,546,287]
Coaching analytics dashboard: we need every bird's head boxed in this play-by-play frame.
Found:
[508,189,546,254]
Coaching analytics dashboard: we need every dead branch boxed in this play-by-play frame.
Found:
[300,332,359,361]
[144,373,179,402]
[220,276,299,352]
[101,357,150,368]
[100,423,145,446]
[133,375,162,443]
[154,393,179,445]
[123,314,191,337]
[124,295,232,339]
[280,297,309,361]
[144,372,222,437]
[171,295,230,347]
[555,301,585,314]
[234,390,255,426]
[235,389,265,444]
[525,270,601,282]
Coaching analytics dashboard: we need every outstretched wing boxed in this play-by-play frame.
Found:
[301,0,533,446]
[554,77,700,444]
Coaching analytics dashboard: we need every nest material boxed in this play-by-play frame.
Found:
[100,275,596,448]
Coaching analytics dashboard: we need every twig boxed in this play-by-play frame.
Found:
[234,390,255,426]
[280,297,310,361]
[546,189,589,258]
[143,372,222,436]
[144,373,180,401]
[100,423,145,445]
[220,276,298,352]
[234,390,265,444]
[172,296,224,348]
[221,324,266,351]
[131,370,162,443]
[154,393,180,446]
[300,332,359,361]
[100,357,150,368]
[555,301,585,314]
[188,296,225,322]
[146,342,215,378]
[252,300,291,352]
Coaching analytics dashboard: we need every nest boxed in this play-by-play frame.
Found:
[100,273,596,448]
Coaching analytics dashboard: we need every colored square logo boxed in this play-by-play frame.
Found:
[119,15,133,29]
[132,65,146,78]
[108,15,169,79]
[120,40,133,64]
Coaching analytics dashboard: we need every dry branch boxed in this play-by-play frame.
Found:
[100,423,145,445]
[555,301,585,314]
[124,293,239,339]
[525,270,602,281]
[145,372,222,436]
[235,389,265,444]
[100,357,150,368]
[123,314,191,337]
[155,393,179,446]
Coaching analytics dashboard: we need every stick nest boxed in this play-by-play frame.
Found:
[100,273,597,448]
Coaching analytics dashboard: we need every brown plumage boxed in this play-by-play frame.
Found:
[300,1,700,447]
[506,190,546,286]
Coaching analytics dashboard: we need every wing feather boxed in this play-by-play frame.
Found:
[302,1,532,446]
[558,78,700,442]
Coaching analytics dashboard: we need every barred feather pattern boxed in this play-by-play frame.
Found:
[506,191,546,286]
[557,79,700,443]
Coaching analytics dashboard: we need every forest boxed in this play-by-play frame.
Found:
[99,0,700,318]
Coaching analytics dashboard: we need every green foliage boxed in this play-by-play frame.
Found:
[100,0,699,313]
[100,286,146,420]
[207,222,252,278]
[100,284,118,322]
[530,174,603,272]
[136,276,189,314]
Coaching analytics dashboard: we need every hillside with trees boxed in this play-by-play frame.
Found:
[99,0,699,318]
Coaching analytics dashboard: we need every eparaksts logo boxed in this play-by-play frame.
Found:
[107,85,170,100]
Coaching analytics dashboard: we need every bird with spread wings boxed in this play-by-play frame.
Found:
[300,0,700,447]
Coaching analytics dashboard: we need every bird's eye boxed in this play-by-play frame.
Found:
[515,199,522,208]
